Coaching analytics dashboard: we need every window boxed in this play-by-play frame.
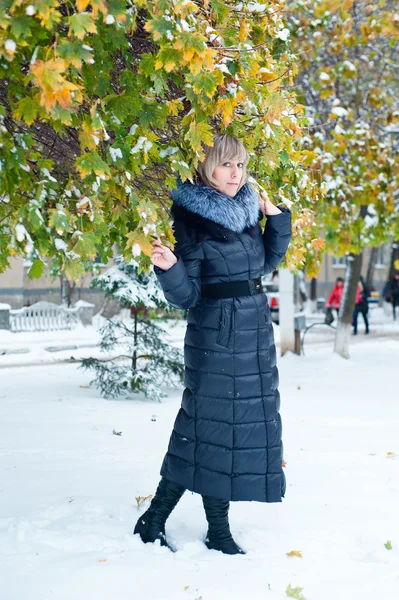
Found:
[332,256,347,268]
[375,245,387,268]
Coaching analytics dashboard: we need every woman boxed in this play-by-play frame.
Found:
[326,277,344,315]
[134,134,292,555]
[352,276,370,335]
[388,272,399,320]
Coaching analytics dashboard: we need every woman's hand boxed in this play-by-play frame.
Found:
[259,191,282,216]
[151,239,178,271]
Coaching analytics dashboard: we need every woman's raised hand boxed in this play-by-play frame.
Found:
[259,191,282,216]
[151,239,178,271]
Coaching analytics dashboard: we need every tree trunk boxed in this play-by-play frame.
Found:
[310,277,317,313]
[386,240,399,295]
[60,274,76,307]
[132,310,138,376]
[279,268,295,355]
[366,247,378,290]
[60,274,68,306]
[334,253,363,359]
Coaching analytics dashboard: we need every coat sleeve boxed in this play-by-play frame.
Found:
[326,288,336,308]
[262,207,292,275]
[153,218,204,310]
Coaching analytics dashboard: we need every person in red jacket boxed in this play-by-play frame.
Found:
[353,276,370,334]
[326,277,344,314]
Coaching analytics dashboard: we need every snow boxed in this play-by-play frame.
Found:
[1,320,399,599]
[5,39,16,52]
[15,223,29,242]
[319,72,330,81]
[130,137,153,155]
[54,238,68,252]
[276,28,290,41]
[331,107,349,117]
[109,147,123,162]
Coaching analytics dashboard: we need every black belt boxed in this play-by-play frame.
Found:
[201,277,263,299]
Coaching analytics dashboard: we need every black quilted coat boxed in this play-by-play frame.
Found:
[154,181,291,502]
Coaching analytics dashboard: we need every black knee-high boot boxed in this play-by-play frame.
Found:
[202,495,245,555]
[134,477,185,550]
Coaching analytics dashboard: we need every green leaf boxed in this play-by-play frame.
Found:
[75,152,111,179]
[13,97,42,126]
[384,540,393,550]
[103,92,141,122]
[48,209,74,233]
[73,233,99,259]
[58,39,93,65]
[68,12,97,40]
[279,150,290,166]
[10,15,32,38]
[138,102,167,130]
[64,259,85,281]
[286,584,307,600]
[185,120,213,151]
[211,0,230,23]
[27,258,45,280]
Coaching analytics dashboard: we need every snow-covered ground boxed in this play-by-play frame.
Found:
[1,324,399,600]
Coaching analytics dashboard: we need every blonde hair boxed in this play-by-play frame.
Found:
[196,134,249,192]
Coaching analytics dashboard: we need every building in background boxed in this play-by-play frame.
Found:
[0,256,112,311]
[0,245,391,310]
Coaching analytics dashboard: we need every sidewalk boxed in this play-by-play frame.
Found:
[1,306,398,368]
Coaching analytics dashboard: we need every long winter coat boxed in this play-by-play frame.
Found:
[154,181,292,503]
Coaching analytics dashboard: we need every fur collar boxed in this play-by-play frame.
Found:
[170,180,262,234]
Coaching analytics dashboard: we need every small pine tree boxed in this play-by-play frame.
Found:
[81,256,184,402]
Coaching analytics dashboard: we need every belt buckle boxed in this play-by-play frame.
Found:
[252,278,262,295]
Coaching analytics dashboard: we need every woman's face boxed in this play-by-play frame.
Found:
[212,159,244,196]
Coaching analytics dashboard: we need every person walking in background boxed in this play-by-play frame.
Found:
[325,277,344,323]
[388,272,399,320]
[353,276,370,335]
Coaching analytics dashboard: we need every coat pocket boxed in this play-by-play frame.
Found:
[216,301,233,348]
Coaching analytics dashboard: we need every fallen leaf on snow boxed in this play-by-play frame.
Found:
[135,494,153,508]
[286,584,306,599]
[384,540,393,550]
[286,550,303,558]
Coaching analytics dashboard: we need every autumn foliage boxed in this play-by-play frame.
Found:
[0,0,319,279]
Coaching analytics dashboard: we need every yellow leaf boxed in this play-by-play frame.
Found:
[310,238,325,252]
[239,21,251,43]
[135,494,153,508]
[164,61,176,73]
[286,550,303,558]
[217,96,238,125]
[79,385,90,388]
[97,558,107,562]
[76,0,90,11]
[184,586,190,591]
[125,231,154,258]
[183,49,194,62]
[30,58,67,91]
[386,451,393,455]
